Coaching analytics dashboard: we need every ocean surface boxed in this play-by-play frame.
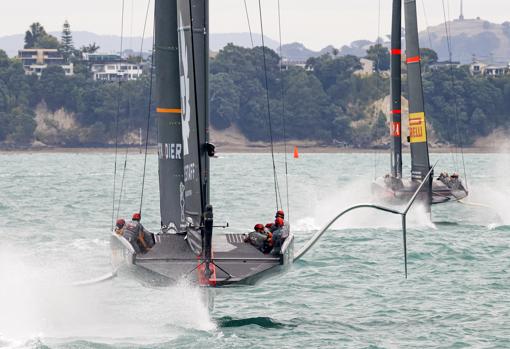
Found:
[0,151,509,348]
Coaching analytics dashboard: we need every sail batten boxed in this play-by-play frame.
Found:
[155,0,185,232]
[404,0,431,181]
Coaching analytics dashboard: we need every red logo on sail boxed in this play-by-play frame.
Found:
[391,122,401,137]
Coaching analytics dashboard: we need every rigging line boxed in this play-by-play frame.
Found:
[112,0,126,230]
[372,0,381,178]
[421,0,433,49]
[277,0,290,220]
[138,0,152,63]
[377,0,381,46]
[139,37,155,214]
[137,0,153,214]
[257,0,280,211]
[440,0,459,170]
[243,0,255,48]
[117,0,152,217]
[129,0,134,50]
[441,0,468,187]
[274,171,284,211]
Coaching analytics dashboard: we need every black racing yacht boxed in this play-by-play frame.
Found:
[372,0,468,205]
[111,0,293,287]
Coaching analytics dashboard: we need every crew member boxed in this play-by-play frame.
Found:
[115,219,126,235]
[244,223,273,253]
[270,217,285,254]
[267,210,286,232]
[123,212,155,253]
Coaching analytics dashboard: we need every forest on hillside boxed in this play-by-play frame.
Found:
[1,43,510,147]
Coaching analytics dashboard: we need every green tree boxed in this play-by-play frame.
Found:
[371,112,388,140]
[210,73,240,129]
[36,35,60,49]
[307,54,361,90]
[0,112,11,141]
[366,44,390,71]
[24,22,46,48]
[39,65,70,111]
[60,20,74,62]
[421,48,438,68]
[7,106,36,144]
[80,43,100,54]
[0,50,10,68]
[24,22,60,49]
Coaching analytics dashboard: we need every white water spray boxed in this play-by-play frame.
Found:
[0,246,215,346]
[292,177,434,233]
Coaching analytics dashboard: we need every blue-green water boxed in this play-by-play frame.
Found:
[1,151,509,348]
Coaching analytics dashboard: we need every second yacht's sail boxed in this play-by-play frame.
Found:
[404,0,431,181]
[390,0,403,179]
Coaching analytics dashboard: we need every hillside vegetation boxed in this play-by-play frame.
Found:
[1,44,510,148]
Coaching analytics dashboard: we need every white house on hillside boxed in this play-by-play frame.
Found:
[90,62,144,81]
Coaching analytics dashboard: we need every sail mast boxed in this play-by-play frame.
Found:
[176,0,211,254]
[404,0,431,183]
[155,0,184,232]
[390,0,403,178]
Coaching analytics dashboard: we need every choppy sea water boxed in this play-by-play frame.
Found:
[0,151,509,348]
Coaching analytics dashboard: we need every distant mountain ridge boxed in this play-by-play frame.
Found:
[1,18,508,63]
[0,31,279,56]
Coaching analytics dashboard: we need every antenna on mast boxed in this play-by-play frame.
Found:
[459,0,464,20]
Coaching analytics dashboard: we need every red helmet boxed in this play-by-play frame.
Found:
[275,217,284,226]
[275,210,285,218]
[116,218,126,228]
[254,223,264,231]
[132,212,141,221]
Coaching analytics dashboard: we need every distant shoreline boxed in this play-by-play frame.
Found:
[0,145,504,154]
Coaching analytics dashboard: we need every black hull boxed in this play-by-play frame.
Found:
[110,231,294,287]
[372,176,468,205]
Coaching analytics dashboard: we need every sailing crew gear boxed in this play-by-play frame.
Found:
[270,218,289,255]
[132,212,141,221]
[116,219,126,228]
[115,219,126,236]
[245,223,275,253]
[245,231,267,250]
[276,210,285,219]
[124,219,155,253]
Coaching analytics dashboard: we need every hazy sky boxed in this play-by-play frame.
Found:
[1,0,509,50]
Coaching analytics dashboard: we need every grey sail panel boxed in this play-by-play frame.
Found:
[177,0,209,253]
[390,0,403,178]
[192,0,210,210]
[404,0,430,181]
[155,0,185,232]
